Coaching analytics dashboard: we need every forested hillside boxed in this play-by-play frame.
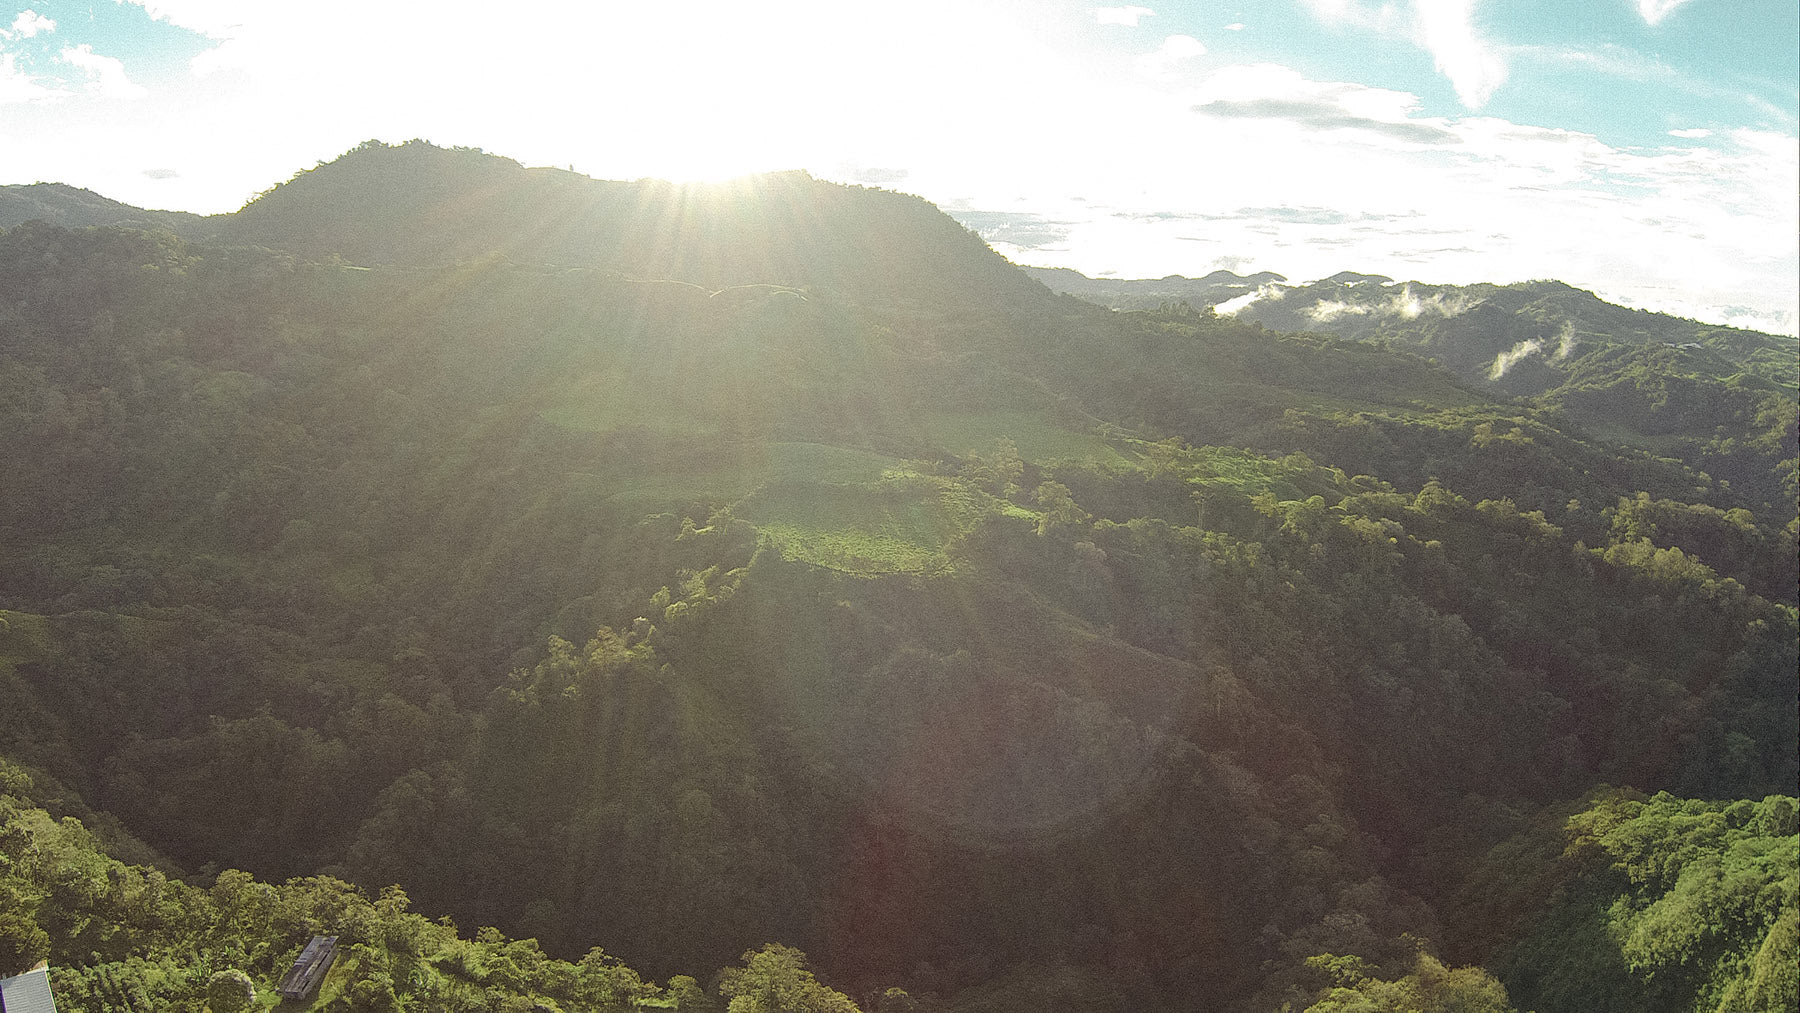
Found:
[1029,268,1798,532]
[1,141,1794,1012]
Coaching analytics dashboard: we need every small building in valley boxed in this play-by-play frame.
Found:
[0,963,58,1013]
[277,935,339,1001]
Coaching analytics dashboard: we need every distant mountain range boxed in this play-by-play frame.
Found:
[9,154,1783,391]
[1025,266,1790,392]
[5,146,1793,515]
[1023,266,1290,307]
[0,181,208,234]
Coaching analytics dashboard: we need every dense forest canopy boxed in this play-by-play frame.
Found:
[1,140,1794,1012]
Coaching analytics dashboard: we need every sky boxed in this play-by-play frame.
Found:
[0,1,1795,334]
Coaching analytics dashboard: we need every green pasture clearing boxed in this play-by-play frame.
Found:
[539,374,682,436]
[1181,446,1316,499]
[763,441,913,484]
[742,480,963,574]
[572,458,767,513]
[1568,418,1694,456]
[756,523,946,574]
[548,393,1139,481]
[577,439,916,512]
[579,469,760,512]
[1117,441,1322,500]
[916,408,1132,467]
[1195,377,1481,420]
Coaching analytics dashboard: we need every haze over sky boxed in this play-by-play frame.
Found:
[1,1,1795,333]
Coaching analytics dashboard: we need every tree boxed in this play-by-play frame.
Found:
[1033,481,1090,537]
[347,972,401,1012]
[717,944,860,1013]
[669,974,720,1011]
[1301,952,1514,1012]
[0,904,49,978]
[965,439,1023,497]
[569,947,656,1011]
[206,968,255,1013]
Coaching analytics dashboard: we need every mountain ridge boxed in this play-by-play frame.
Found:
[0,181,208,234]
[4,141,1053,313]
[1028,265,1798,514]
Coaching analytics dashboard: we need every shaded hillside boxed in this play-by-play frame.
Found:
[214,140,1052,312]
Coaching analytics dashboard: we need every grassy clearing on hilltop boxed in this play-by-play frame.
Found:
[917,408,1131,468]
[740,478,965,574]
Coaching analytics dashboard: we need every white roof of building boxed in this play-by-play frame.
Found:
[0,966,57,1013]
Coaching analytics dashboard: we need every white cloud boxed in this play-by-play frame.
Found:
[6,9,55,38]
[38,0,1103,205]
[118,0,240,38]
[1305,284,1479,322]
[1489,337,1543,379]
[1138,34,1206,76]
[1483,323,1579,379]
[1306,298,1371,321]
[1298,0,1403,29]
[1517,43,1794,130]
[1522,42,1677,81]
[1667,127,1711,138]
[1095,6,1154,26]
[1223,22,1247,30]
[1636,0,1695,25]
[1414,0,1506,108]
[1215,284,1286,315]
[1011,61,1797,334]
[58,44,148,99]
[1191,62,1450,144]
[0,51,65,103]
[1554,321,1576,358]
[1295,0,1503,109]
[1301,0,1356,19]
